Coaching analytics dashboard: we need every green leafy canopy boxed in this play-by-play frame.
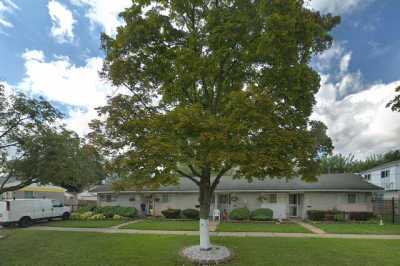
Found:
[0,84,104,193]
[90,0,339,190]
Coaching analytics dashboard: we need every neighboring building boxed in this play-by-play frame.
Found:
[91,174,382,219]
[0,182,66,203]
[78,191,98,202]
[361,160,400,199]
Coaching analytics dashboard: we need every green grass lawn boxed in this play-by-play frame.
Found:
[217,222,310,233]
[44,219,128,228]
[1,230,400,265]
[121,219,198,231]
[314,223,400,235]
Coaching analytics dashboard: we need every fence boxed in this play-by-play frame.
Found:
[373,197,400,224]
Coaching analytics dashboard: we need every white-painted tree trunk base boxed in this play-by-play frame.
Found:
[199,219,211,251]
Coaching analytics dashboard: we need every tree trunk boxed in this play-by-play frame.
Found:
[199,176,212,250]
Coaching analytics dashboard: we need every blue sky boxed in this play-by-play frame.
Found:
[0,0,400,158]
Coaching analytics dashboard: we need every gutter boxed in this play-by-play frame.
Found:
[96,188,382,194]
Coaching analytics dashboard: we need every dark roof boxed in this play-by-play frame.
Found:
[360,160,400,173]
[91,174,382,193]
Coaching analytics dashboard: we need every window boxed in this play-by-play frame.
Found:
[24,191,34,199]
[364,174,371,180]
[218,194,229,204]
[381,170,390,178]
[269,193,277,203]
[52,200,63,207]
[162,194,169,203]
[348,193,356,204]
[105,194,113,202]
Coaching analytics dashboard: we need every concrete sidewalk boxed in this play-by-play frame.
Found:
[110,219,143,229]
[294,220,326,234]
[26,226,400,240]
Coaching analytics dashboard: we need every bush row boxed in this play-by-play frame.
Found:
[161,208,200,219]
[77,205,137,219]
[71,212,126,220]
[307,210,374,221]
[229,208,274,221]
[160,207,274,221]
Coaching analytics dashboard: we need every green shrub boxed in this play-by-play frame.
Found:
[348,212,374,221]
[80,212,94,220]
[161,208,181,219]
[307,210,325,221]
[70,213,81,220]
[95,206,137,218]
[182,209,199,219]
[307,210,346,221]
[229,207,250,220]
[250,208,273,221]
[89,214,106,220]
[77,204,96,214]
[333,212,346,222]
[112,214,125,220]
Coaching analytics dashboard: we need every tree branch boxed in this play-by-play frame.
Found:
[0,142,18,150]
[0,173,12,190]
[176,169,200,186]
[0,178,36,194]
[188,164,201,177]
[211,165,231,192]
[0,116,29,140]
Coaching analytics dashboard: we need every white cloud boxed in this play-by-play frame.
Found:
[0,0,18,29]
[307,0,373,14]
[70,0,131,36]
[22,49,45,62]
[48,0,76,43]
[19,50,113,135]
[339,52,351,73]
[312,44,400,159]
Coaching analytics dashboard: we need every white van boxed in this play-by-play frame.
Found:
[0,199,71,227]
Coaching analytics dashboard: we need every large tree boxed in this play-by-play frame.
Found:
[90,0,338,250]
[0,84,104,194]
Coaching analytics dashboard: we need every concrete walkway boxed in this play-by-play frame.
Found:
[25,226,400,240]
[110,219,143,229]
[294,220,326,234]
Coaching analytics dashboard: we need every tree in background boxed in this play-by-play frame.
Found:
[90,0,338,250]
[387,85,400,111]
[320,150,400,174]
[0,84,104,194]
[319,154,357,174]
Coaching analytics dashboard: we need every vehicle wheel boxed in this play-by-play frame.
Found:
[62,212,70,220]
[19,217,32,228]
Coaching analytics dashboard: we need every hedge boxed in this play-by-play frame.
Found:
[307,210,373,221]
[229,207,250,220]
[161,208,181,219]
[94,206,137,218]
[250,208,273,221]
[77,204,96,214]
[182,209,199,219]
[348,212,374,221]
[307,210,327,221]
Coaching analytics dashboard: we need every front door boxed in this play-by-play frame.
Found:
[218,194,230,212]
[289,194,299,217]
[146,199,155,216]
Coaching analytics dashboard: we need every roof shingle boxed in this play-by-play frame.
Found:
[91,174,382,193]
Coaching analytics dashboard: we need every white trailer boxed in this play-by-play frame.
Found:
[0,199,71,227]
